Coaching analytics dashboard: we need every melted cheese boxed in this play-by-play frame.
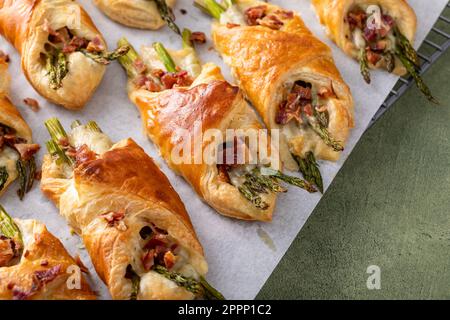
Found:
[0,147,19,181]
[69,126,113,155]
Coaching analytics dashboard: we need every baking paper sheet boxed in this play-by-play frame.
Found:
[0,0,447,300]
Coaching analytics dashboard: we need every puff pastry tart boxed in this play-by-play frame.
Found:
[117,33,316,221]
[311,0,436,102]
[0,0,129,110]
[93,0,179,33]
[0,205,95,300]
[0,52,39,199]
[196,0,354,192]
[40,119,224,300]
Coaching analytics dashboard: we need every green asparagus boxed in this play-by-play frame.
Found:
[0,204,23,256]
[295,152,324,193]
[117,38,141,79]
[0,166,8,191]
[153,0,181,35]
[153,42,177,72]
[15,157,36,200]
[46,50,69,90]
[45,118,74,166]
[81,45,130,65]
[359,48,371,84]
[395,28,419,67]
[194,0,225,20]
[307,117,344,152]
[154,265,225,300]
[125,265,140,300]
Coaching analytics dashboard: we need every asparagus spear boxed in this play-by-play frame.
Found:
[261,167,317,193]
[194,0,225,20]
[154,265,225,300]
[153,0,181,35]
[46,50,69,90]
[86,120,102,133]
[0,166,8,191]
[153,42,177,72]
[45,118,74,166]
[117,38,141,79]
[395,28,419,67]
[396,50,438,104]
[81,45,130,65]
[295,152,324,193]
[16,157,36,200]
[307,117,344,152]
[238,183,269,210]
[71,120,82,129]
[182,28,194,49]
[0,204,23,255]
[385,52,395,73]
[359,48,371,84]
[125,265,140,300]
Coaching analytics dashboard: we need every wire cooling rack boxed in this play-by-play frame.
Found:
[369,1,450,126]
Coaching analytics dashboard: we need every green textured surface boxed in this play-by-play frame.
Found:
[258,46,450,300]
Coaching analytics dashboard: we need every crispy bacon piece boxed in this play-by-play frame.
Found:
[366,48,382,65]
[292,84,312,100]
[347,10,367,31]
[14,143,40,161]
[160,71,192,89]
[163,251,176,269]
[75,144,97,165]
[190,32,207,44]
[257,15,284,30]
[142,249,155,271]
[133,59,147,75]
[303,103,313,117]
[275,10,294,19]
[86,36,104,53]
[245,5,267,25]
[34,265,62,286]
[23,98,40,112]
[101,210,127,231]
[226,23,240,28]
[62,36,89,54]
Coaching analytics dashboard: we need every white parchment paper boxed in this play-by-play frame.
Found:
[0,0,447,300]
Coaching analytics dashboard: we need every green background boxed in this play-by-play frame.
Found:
[258,33,450,299]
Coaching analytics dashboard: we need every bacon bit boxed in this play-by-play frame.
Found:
[75,144,97,166]
[24,250,30,258]
[101,210,127,231]
[160,71,192,89]
[40,259,48,266]
[58,137,70,148]
[292,84,312,100]
[34,265,62,286]
[74,255,89,273]
[245,5,267,26]
[347,10,367,31]
[23,98,40,112]
[62,36,89,54]
[366,48,382,65]
[275,10,294,19]
[142,249,155,271]
[382,14,395,28]
[257,15,284,30]
[163,251,176,269]
[0,237,15,267]
[133,59,147,75]
[226,23,240,28]
[14,143,40,161]
[34,170,42,181]
[151,69,165,78]
[190,32,206,44]
[7,282,14,290]
[86,36,104,53]
[145,79,161,92]
[144,233,168,249]
[217,164,231,183]
[180,9,187,15]
[303,103,313,117]
[0,50,9,62]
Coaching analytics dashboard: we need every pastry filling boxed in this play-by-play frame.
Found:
[125,224,224,300]
[0,123,39,199]
[43,118,224,300]
[40,21,129,90]
[346,5,436,102]
[0,205,23,268]
[216,138,316,210]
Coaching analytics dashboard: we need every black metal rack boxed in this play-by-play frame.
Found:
[370,1,450,126]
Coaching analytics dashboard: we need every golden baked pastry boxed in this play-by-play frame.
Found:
[117,33,316,221]
[196,0,354,192]
[0,0,129,109]
[40,119,224,300]
[0,205,96,300]
[0,52,39,198]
